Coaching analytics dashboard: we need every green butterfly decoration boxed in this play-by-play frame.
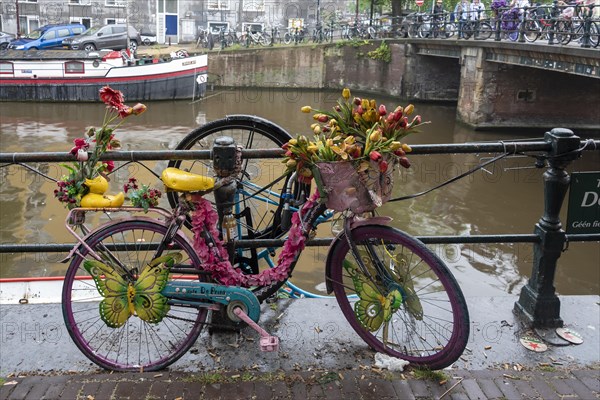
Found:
[391,253,423,320]
[344,260,402,332]
[83,253,181,328]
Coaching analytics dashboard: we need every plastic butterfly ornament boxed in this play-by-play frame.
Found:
[344,260,403,332]
[84,253,181,328]
[391,253,423,320]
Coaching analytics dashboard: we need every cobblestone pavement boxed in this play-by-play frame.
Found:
[1,367,599,400]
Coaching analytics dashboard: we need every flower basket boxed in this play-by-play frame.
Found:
[313,156,396,213]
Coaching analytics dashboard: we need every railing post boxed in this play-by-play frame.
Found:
[548,0,558,45]
[514,128,581,328]
[494,10,502,41]
[580,4,594,48]
[518,6,527,42]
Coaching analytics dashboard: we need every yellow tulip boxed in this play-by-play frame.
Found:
[369,130,382,142]
[361,99,370,110]
[402,143,412,153]
[301,106,312,113]
[286,159,297,168]
[342,88,351,100]
[404,104,414,116]
[344,136,356,145]
[313,125,321,134]
[390,141,402,150]
[307,144,319,152]
[300,168,313,177]
[370,99,376,109]
[289,138,298,145]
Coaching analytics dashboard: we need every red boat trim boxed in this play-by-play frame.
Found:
[0,65,208,86]
[0,276,73,282]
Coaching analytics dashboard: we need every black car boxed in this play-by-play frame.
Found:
[63,24,141,52]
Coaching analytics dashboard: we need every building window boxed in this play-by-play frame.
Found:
[18,16,40,35]
[243,0,264,12]
[21,0,38,3]
[105,0,125,7]
[70,17,92,29]
[0,62,14,74]
[105,18,126,25]
[69,0,91,4]
[208,0,229,10]
[65,61,85,74]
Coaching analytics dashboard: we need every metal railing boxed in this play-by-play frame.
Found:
[1,128,599,329]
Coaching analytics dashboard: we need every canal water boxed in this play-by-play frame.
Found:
[0,88,598,297]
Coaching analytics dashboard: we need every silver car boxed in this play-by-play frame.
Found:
[63,24,141,52]
[0,31,15,49]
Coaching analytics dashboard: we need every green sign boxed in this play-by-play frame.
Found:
[566,172,600,234]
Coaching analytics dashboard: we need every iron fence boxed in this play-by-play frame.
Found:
[0,128,599,329]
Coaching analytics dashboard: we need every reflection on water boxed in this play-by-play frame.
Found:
[0,89,598,297]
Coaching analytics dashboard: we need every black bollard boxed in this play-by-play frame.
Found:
[514,128,582,328]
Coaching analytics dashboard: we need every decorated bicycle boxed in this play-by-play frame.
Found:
[57,86,469,372]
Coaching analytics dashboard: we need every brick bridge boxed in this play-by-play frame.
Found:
[209,39,600,130]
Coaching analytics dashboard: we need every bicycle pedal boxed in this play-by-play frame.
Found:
[233,307,280,352]
[260,336,280,352]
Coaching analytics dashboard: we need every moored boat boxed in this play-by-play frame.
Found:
[0,49,207,102]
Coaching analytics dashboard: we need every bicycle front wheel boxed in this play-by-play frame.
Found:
[328,225,469,370]
[62,219,208,371]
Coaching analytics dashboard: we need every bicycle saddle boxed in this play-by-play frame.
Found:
[161,167,214,192]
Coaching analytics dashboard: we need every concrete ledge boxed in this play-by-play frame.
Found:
[0,296,598,375]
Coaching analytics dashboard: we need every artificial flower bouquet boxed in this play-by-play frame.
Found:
[55,86,160,210]
[282,88,425,213]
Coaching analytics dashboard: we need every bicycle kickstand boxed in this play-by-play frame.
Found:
[233,307,280,352]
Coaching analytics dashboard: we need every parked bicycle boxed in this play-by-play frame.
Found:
[418,12,457,38]
[241,25,269,47]
[311,22,334,43]
[284,25,308,44]
[459,10,493,39]
[60,110,470,372]
[196,28,214,50]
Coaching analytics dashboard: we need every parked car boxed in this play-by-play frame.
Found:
[63,24,141,52]
[8,24,85,50]
[140,32,157,46]
[0,31,15,49]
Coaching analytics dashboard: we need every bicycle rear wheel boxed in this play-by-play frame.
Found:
[62,219,208,371]
[167,115,303,240]
[328,225,469,370]
[475,22,493,40]
[523,20,541,42]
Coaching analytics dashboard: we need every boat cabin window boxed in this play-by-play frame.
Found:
[65,61,85,74]
[0,61,14,75]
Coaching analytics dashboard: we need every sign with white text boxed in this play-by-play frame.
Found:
[566,172,600,234]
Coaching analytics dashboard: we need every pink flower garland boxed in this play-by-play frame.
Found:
[191,192,319,287]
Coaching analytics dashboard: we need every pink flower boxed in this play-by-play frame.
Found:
[70,138,89,155]
[369,151,382,162]
[99,86,124,108]
[378,104,387,116]
[117,105,133,118]
[131,103,147,116]
[399,156,411,169]
[104,160,115,172]
[379,160,389,173]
